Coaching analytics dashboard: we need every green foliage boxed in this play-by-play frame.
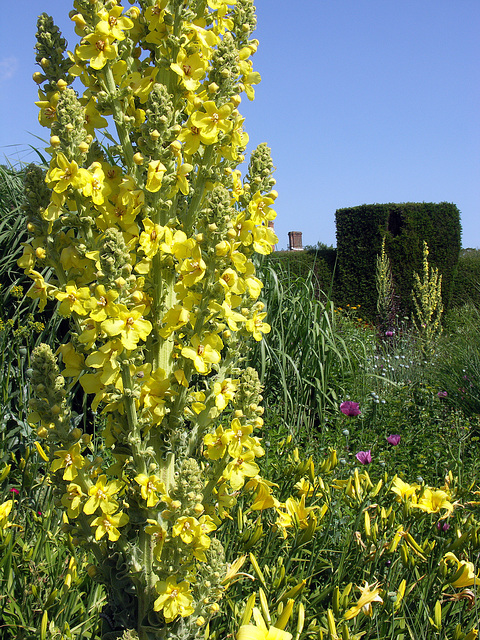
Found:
[249,261,362,432]
[430,303,480,418]
[335,202,461,321]
[266,250,335,300]
[451,248,480,308]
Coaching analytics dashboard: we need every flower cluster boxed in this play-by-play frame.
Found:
[22,1,278,637]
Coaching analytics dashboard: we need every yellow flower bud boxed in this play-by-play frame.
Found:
[127,6,140,18]
[78,141,89,153]
[56,79,68,90]
[208,82,219,94]
[65,123,74,132]
[37,426,48,438]
[170,140,182,153]
[50,136,61,147]
[35,247,46,259]
[71,428,82,440]
[230,94,241,107]
[196,617,206,627]
[87,565,97,578]
[149,129,161,141]
[195,233,204,242]
[133,152,144,165]
[33,72,44,84]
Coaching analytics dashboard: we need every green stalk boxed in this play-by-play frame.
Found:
[184,145,215,231]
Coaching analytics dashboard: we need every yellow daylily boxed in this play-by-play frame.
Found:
[344,581,384,619]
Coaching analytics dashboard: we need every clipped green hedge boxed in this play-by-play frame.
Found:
[335,202,461,321]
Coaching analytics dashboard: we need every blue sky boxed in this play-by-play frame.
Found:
[1,1,479,249]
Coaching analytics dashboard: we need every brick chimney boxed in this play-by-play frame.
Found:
[288,231,303,251]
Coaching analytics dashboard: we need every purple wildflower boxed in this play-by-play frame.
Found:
[437,391,448,398]
[9,488,19,495]
[385,330,394,337]
[340,401,361,417]
[386,434,401,446]
[355,450,372,465]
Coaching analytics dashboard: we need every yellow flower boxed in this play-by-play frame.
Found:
[190,101,234,144]
[91,511,129,541]
[443,552,480,588]
[145,160,167,192]
[153,576,195,622]
[0,500,13,530]
[213,378,237,411]
[140,368,170,424]
[237,624,292,640]
[82,162,112,206]
[223,450,260,490]
[76,27,118,70]
[145,0,169,31]
[102,304,153,350]
[84,475,123,515]
[344,581,383,620]
[139,218,165,258]
[245,311,271,341]
[412,488,454,516]
[135,474,166,507]
[391,476,419,501]
[169,162,194,196]
[51,442,86,481]
[159,305,190,338]
[181,333,222,374]
[171,49,208,91]
[96,6,134,41]
[85,285,119,323]
[26,270,55,312]
[178,246,207,287]
[46,153,90,193]
[55,282,91,317]
[204,425,229,460]
[83,97,108,134]
[172,516,201,544]
[61,483,86,519]
[35,90,60,127]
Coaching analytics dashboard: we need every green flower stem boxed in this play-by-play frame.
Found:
[102,65,135,174]
[153,266,176,376]
[184,145,215,231]
[138,527,154,640]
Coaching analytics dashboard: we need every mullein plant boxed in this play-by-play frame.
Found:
[375,237,397,338]
[19,1,279,638]
[411,241,443,356]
